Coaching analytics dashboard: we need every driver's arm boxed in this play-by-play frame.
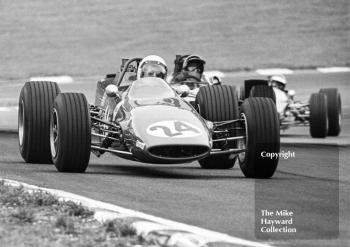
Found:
[173,72,188,83]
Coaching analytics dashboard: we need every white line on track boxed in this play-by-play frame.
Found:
[2,179,274,247]
[316,67,350,73]
[29,75,74,84]
[2,67,350,86]
[255,68,294,75]
[0,106,18,112]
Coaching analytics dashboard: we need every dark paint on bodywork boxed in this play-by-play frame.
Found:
[103,77,211,164]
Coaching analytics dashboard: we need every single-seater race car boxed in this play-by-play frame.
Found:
[240,77,342,138]
[18,57,280,178]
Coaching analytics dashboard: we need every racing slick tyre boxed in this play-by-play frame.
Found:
[238,86,245,103]
[319,88,341,136]
[309,93,328,138]
[51,93,91,172]
[238,97,280,178]
[18,81,61,163]
[249,85,276,103]
[195,85,239,169]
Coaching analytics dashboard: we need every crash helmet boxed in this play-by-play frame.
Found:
[182,55,206,80]
[269,74,287,90]
[137,55,167,80]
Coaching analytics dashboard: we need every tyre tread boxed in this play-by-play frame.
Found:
[239,97,280,178]
[196,85,239,169]
[249,85,276,103]
[19,81,61,163]
[52,93,91,172]
[309,93,328,138]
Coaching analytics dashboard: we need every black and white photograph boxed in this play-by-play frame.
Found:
[0,0,349,246]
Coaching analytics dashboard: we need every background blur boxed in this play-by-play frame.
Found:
[0,0,349,79]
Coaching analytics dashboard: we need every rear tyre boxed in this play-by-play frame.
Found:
[309,93,328,138]
[319,88,341,136]
[238,97,280,178]
[249,85,276,103]
[238,86,245,103]
[51,93,91,172]
[18,81,61,163]
[196,85,239,169]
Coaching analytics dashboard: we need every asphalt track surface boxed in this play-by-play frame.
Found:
[0,72,349,247]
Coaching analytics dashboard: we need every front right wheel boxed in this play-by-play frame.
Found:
[18,81,61,163]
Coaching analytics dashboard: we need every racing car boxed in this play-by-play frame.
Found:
[240,78,342,138]
[18,57,280,178]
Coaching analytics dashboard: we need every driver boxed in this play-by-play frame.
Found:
[172,55,206,87]
[137,55,167,80]
[268,74,287,91]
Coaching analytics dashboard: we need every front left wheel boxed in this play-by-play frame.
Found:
[51,93,91,172]
[238,97,280,178]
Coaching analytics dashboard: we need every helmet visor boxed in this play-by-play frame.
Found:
[140,63,167,79]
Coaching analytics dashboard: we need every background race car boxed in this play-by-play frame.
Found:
[240,79,342,138]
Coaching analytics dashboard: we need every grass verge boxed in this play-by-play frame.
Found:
[0,180,154,246]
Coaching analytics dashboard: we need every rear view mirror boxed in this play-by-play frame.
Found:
[105,84,120,98]
[211,76,221,85]
[288,89,295,98]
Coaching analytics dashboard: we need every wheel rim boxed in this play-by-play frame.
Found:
[50,109,59,158]
[238,113,248,163]
[18,99,24,147]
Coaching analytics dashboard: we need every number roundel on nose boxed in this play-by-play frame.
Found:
[146,120,202,138]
